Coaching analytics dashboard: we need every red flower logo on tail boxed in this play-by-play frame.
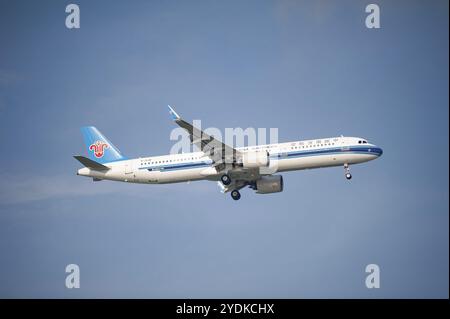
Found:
[89,141,109,158]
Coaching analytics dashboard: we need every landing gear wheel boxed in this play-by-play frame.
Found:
[221,174,231,185]
[344,163,352,180]
[231,190,241,200]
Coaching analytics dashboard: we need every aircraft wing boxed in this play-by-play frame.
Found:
[168,105,241,169]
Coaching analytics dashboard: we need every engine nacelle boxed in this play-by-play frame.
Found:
[255,175,284,194]
[242,150,270,168]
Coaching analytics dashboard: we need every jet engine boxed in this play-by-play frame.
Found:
[242,150,270,168]
[255,175,284,194]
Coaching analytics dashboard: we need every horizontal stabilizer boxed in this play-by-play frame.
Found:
[74,156,110,171]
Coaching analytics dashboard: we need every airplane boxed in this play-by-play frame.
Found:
[74,106,383,200]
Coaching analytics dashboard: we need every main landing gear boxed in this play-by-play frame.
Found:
[231,189,241,200]
[221,174,231,185]
[344,163,352,180]
[220,173,241,200]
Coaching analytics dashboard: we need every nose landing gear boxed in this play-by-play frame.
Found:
[344,163,352,180]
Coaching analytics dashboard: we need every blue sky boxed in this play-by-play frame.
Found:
[0,0,448,298]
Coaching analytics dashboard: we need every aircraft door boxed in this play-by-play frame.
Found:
[124,162,135,182]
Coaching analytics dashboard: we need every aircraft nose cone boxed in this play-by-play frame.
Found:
[375,146,383,157]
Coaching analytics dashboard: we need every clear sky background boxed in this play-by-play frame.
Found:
[0,0,448,298]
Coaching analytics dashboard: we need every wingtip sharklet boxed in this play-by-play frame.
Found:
[167,105,180,121]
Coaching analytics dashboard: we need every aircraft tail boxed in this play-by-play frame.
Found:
[80,126,127,164]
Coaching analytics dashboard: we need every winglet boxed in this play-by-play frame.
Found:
[167,105,180,121]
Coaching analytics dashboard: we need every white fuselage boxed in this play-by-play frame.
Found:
[77,136,383,184]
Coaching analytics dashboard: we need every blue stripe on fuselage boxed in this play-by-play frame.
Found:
[139,161,212,172]
[272,146,383,159]
[138,146,382,171]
